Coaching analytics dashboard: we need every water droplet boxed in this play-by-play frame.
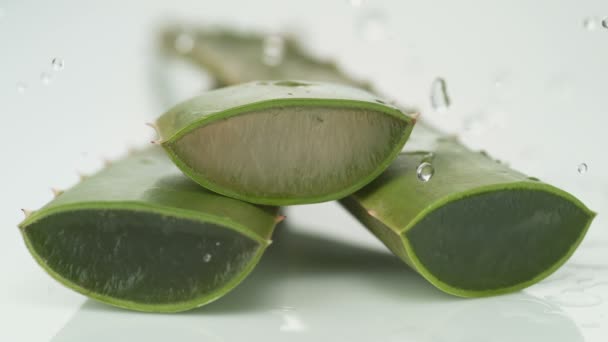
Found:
[348,0,364,7]
[583,17,599,31]
[203,253,212,263]
[52,57,64,71]
[174,33,194,54]
[577,163,588,174]
[215,241,221,247]
[416,162,434,182]
[16,82,27,94]
[40,72,52,85]
[356,11,388,42]
[430,77,451,113]
[602,17,608,29]
[262,34,285,66]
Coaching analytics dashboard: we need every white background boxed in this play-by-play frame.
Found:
[1,0,607,341]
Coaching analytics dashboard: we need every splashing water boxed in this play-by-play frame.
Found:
[430,77,451,113]
[416,162,434,182]
[52,57,64,71]
[262,34,285,66]
[577,163,588,174]
[203,253,212,263]
[583,17,599,31]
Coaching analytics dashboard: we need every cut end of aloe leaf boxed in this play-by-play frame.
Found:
[404,186,594,297]
[342,130,596,297]
[22,209,262,312]
[19,147,278,312]
[157,80,415,205]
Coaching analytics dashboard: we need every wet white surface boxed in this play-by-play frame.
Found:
[1,0,607,341]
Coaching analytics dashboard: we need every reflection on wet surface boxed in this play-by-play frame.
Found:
[52,225,585,342]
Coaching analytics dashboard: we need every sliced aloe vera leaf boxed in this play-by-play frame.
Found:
[160,27,596,296]
[161,28,365,87]
[154,81,415,205]
[340,125,595,296]
[18,147,279,312]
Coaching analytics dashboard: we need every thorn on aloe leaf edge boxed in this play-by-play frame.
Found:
[51,188,64,197]
[145,122,160,135]
[20,209,34,218]
[410,112,421,124]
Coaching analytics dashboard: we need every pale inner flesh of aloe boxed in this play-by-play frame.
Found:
[171,106,407,199]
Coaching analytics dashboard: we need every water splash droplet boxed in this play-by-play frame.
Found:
[16,82,27,94]
[52,57,64,71]
[430,77,451,113]
[356,11,388,42]
[203,253,212,263]
[348,0,364,7]
[602,17,608,29]
[174,33,194,54]
[583,17,599,31]
[215,241,221,247]
[262,34,285,66]
[416,162,434,182]
[577,163,588,174]
[40,72,52,85]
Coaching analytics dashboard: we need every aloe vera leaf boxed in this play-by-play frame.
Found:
[161,28,596,296]
[154,80,416,205]
[18,147,279,312]
[161,28,366,88]
[341,126,595,296]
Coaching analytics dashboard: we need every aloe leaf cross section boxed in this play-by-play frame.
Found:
[162,27,597,297]
[340,126,595,296]
[154,80,416,205]
[19,147,279,312]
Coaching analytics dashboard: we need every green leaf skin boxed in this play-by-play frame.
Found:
[18,147,279,312]
[161,27,596,296]
[340,125,596,296]
[155,81,416,205]
[161,28,367,88]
